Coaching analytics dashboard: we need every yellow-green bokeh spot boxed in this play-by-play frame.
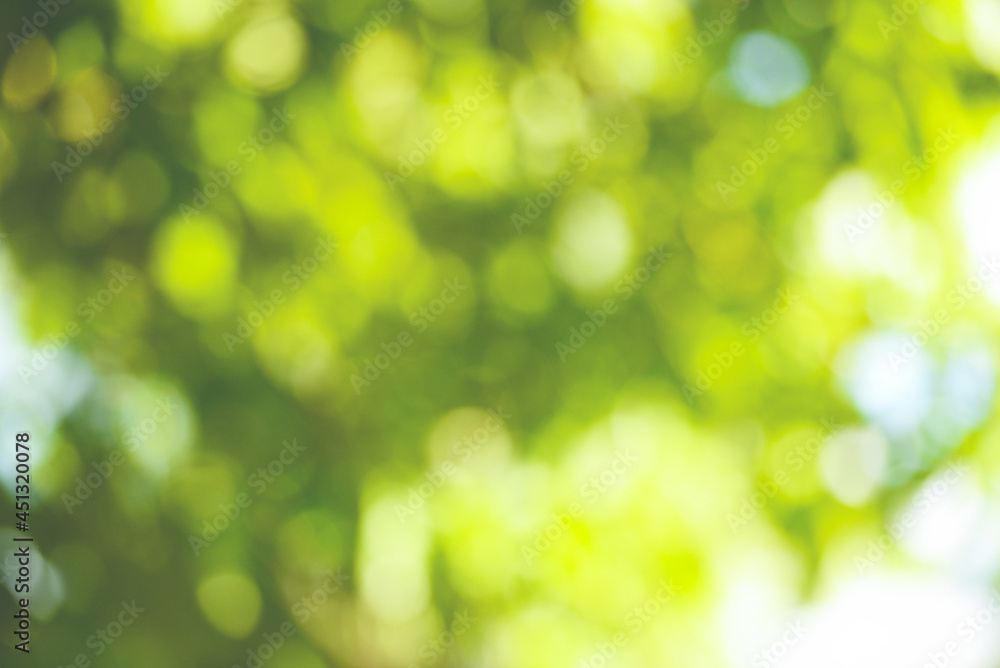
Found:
[152,216,239,319]
[224,10,307,93]
[3,35,57,111]
[196,571,262,639]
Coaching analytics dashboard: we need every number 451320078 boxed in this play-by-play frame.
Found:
[15,432,29,520]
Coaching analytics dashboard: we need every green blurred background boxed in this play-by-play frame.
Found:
[3,0,1000,666]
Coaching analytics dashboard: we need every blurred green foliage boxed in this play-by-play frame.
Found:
[2,0,1000,666]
